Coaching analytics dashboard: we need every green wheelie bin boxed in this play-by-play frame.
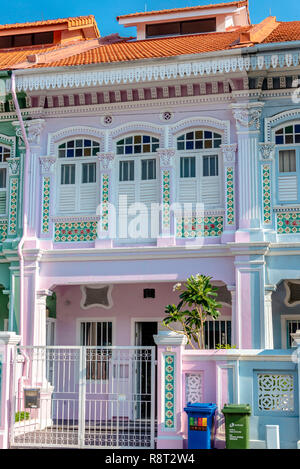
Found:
[222,404,251,449]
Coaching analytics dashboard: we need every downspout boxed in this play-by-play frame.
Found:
[11,71,30,346]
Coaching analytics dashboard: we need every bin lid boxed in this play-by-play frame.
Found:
[222,404,251,415]
[184,403,217,413]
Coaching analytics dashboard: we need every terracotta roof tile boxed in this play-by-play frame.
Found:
[263,21,300,43]
[0,21,300,70]
[30,29,250,68]
[117,1,248,20]
[0,15,98,32]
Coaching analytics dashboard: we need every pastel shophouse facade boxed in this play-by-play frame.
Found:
[1,1,300,449]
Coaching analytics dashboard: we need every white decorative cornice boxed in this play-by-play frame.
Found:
[265,108,300,143]
[170,116,230,146]
[231,102,264,132]
[7,157,20,176]
[156,148,176,167]
[39,155,56,174]
[47,126,105,154]
[8,51,300,92]
[259,142,276,160]
[220,144,237,163]
[12,118,45,146]
[0,331,21,345]
[98,152,115,171]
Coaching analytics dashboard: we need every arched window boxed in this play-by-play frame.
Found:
[176,130,222,207]
[275,124,300,203]
[57,138,100,214]
[116,135,160,240]
[0,145,10,215]
[116,135,159,155]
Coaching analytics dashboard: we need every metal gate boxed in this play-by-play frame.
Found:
[11,346,156,449]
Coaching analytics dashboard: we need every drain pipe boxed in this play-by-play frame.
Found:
[11,71,30,346]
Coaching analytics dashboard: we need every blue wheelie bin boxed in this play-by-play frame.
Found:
[184,403,217,449]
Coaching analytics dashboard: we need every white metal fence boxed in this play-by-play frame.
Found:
[11,346,156,449]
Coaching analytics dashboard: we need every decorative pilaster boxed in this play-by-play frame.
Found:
[39,156,56,237]
[97,152,115,246]
[7,157,20,237]
[12,119,45,238]
[221,144,237,240]
[156,149,176,247]
[259,143,275,227]
[154,331,187,449]
[227,285,238,348]
[264,285,276,350]
[231,102,264,240]
[0,332,21,449]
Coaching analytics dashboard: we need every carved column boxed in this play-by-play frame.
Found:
[156,148,176,247]
[259,143,276,235]
[12,119,45,239]
[221,144,237,242]
[39,156,56,238]
[96,152,115,248]
[231,103,264,241]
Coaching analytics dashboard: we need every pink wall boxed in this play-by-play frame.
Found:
[55,283,232,346]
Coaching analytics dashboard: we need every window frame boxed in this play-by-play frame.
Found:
[176,145,223,207]
[0,144,10,217]
[274,122,300,205]
[76,318,115,382]
[55,138,100,215]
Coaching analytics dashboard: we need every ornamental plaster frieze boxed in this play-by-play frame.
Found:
[8,51,300,92]
[258,143,276,160]
[12,118,45,146]
[231,102,265,132]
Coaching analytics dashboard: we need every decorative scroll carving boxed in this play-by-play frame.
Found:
[98,152,115,171]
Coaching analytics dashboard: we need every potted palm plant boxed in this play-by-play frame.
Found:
[163,274,222,349]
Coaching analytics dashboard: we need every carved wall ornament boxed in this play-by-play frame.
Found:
[39,156,57,174]
[13,119,45,146]
[7,157,20,176]
[220,144,237,163]
[157,148,176,166]
[232,106,263,131]
[259,143,276,160]
[98,152,115,170]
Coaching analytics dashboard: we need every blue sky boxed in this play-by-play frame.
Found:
[1,0,300,37]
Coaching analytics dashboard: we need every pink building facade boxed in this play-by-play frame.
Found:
[1,0,300,449]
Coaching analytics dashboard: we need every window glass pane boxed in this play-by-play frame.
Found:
[82,163,96,183]
[180,157,195,178]
[120,161,134,181]
[203,157,209,176]
[58,139,100,158]
[0,169,6,188]
[61,164,75,184]
[0,146,11,162]
[279,150,296,172]
[177,130,222,150]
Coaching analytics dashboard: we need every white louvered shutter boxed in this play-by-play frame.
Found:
[59,185,76,213]
[79,183,97,212]
[278,176,298,201]
[201,176,220,205]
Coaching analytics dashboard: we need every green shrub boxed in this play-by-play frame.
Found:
[15,411,30,422]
